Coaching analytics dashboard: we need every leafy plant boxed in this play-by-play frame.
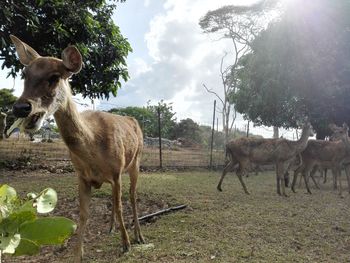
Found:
[0,185,76,261]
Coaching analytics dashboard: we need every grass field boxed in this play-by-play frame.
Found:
[2,168,350,262]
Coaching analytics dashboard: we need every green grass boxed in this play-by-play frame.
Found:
[3,169,350,262]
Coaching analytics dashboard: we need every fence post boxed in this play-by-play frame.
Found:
[157,107,163,169]
[209,100,216,169]
[246,120,250,137]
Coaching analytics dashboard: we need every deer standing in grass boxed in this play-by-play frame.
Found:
[0,112,6,140]
[292,123,350,196]
[217,122,313,196]
[9,35,144,262]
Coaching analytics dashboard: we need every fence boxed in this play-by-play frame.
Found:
[0,138,225,169]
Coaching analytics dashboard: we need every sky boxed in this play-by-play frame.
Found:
[0,0,299,139]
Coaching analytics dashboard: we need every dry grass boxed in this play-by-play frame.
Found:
[2,168,350,262]
[0,139,224,168]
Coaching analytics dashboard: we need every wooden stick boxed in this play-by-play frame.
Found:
[138,204,187,222]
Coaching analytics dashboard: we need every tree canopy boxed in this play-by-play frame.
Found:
[0,0,130,99]
[233,0,350,137]
[0,88,17,112]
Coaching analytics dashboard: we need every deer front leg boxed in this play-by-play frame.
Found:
[128,160,145,244]
[276,162,288,197]
[113,174,131,252]
[75,177,92,263]
[335,168,343,197]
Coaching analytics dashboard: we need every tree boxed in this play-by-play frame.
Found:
[108,106,155,136]
[147,100,177,139]
[109,101,177,139]
[234,0,350,138]
[173,118,201,143]
[0,89,17,112]
[199,1,279,146]
[0,0,130,99]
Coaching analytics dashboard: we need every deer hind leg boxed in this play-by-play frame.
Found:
[111,173,131,252]
[344,165,350,194]
[236,162,250,195]
[291,165,303,193]
[75,176,92,263]
[310,166,320,189]
[128,159,145,244]
[217,160,236,192]
[303,169,312,194]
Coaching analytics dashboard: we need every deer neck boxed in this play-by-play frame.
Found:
[53,83,93,150]
[294,126,310,153]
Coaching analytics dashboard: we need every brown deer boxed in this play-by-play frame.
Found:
[0,112,6,140]
[9,35,144,262]
[291,123,350,196]
[217,122,313,196]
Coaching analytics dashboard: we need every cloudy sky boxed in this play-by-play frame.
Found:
[0,0,298,139]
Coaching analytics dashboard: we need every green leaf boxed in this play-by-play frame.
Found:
[0,233,21,254]
[19,217,77,245]
[0,210,36,234]
[13,238,39,256]
[35,188,57,214]
[0,185,17,204]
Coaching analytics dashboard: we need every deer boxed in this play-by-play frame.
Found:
[291,123,350,196]
[217,121,313,196]
[0,112,6,140]
[9,35,145,262]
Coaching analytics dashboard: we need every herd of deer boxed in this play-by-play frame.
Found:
[3,35,349,262]
[218,122,350,197]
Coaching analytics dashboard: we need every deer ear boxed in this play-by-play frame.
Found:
[10,35,40,66]
[343,123,349,130]
[61,46,82,74]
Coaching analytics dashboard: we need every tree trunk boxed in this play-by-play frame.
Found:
[273,126,279,139]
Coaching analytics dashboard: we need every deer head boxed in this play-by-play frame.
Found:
[9,35,82,133]
[329,123,349,142]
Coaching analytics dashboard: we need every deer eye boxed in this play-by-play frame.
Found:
[47,74,60,86]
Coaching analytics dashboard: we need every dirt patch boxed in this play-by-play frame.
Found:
[1,169,172,263]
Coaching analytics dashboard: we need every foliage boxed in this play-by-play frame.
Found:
[0,89,17,112]
[234,0,350,137]
[0,0,130,99]
[0,89,17,131]
[109,101,177,139]
[173,118,201,144]
[0,185,76,258]
[108,106,155,137]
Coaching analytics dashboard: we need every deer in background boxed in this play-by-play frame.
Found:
[9,35,144,262]
[217,122,313,196]
[0,112,6,140]
[291,123,350,196]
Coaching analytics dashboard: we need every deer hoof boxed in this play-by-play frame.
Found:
[122,242,131,253]
[217,186,223,192]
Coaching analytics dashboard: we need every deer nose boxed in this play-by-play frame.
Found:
[13,102,32,118]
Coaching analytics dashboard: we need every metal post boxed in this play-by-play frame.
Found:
[246,121,250,137]
[157,107,163,169]
[209,100,216,169]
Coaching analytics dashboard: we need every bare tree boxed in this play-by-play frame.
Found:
[200,2,279,146]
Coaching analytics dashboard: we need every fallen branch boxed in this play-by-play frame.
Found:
[138,204,187,222]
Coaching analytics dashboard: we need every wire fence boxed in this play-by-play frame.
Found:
[0,138,225,170]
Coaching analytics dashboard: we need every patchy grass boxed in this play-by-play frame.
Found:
[2,169,350,262]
